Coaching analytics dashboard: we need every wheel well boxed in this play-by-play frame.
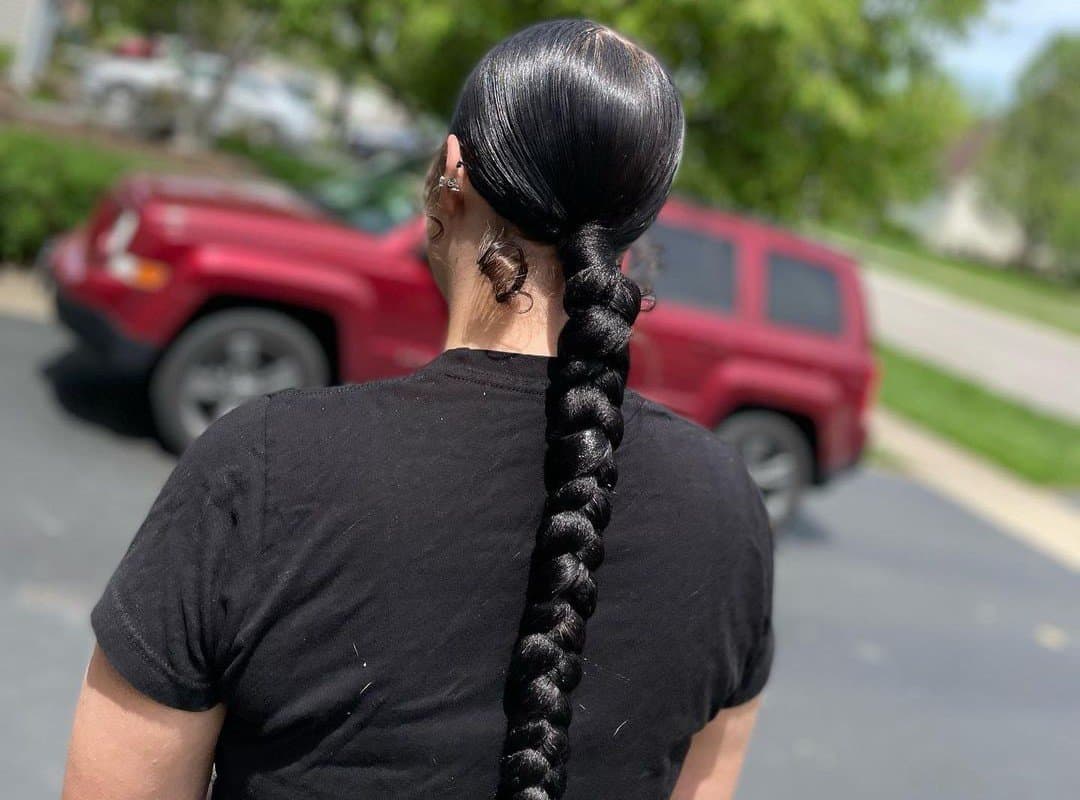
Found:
[183,296,341,382]
[725,404,822,484]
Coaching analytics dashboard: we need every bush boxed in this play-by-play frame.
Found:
[216,135,336,191]
[0,127,146,263]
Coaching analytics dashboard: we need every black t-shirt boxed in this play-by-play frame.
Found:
[92,347,774,800]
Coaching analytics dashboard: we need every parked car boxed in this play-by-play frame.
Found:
[46,166,875,527]
[81,52,321,147]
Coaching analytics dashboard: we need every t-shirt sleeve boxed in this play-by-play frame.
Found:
[91,397,266,710]
[712,451,775,713]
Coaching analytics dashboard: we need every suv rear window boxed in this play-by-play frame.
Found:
[645,222,736,312]
[766,254,843,335]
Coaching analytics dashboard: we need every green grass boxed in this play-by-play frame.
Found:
[816,227,1080,337]
[876,344,1080,486]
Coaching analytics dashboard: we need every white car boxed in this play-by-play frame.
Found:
[82,52,321,147]
[207,69,321,147]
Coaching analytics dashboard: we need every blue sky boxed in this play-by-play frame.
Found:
[938,0,1080,108]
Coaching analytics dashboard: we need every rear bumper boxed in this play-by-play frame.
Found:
[55,289,159,373]
[819,445,864,484]
[46,230,162,373]
[815,419,868,485]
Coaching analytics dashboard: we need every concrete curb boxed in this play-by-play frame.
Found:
[0,266,52,322]
[873,409,1080,572]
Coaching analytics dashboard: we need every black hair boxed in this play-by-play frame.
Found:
[447,19,684,799]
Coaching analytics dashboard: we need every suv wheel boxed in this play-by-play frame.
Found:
[716,411,813,530]
[150,309,330,452]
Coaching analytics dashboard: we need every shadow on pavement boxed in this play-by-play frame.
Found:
[39,347,160,442]
[781,509,831,545]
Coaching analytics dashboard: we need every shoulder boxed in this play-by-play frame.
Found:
[181,377,408,477]
[261,375,415,435]
[627,393,748,489]
[624,393,771,547]
[177,395,268,485]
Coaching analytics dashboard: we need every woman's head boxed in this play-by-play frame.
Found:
[427,19,683,799]
[426,18,684,311]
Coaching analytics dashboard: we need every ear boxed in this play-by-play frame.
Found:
[445,134,466,190]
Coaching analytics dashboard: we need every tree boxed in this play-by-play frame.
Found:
[279,0,980,222]
[274,0,415,144]
[90,0,282,149]
[91,0,986,221]
[982,34,1080,278]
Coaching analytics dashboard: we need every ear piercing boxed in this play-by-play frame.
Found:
[438,175,462,192]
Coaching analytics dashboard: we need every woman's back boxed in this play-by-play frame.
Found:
[66,21,774,799]
[92,348,772,799]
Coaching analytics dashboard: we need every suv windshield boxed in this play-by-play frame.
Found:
[307,156,427,234]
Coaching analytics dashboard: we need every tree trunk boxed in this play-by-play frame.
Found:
[173,11,273,152]
[332,71,353,147]
[170,3,199,153]
[1016,223,1044,274]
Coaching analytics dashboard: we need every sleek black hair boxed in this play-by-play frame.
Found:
[448,18,684,799]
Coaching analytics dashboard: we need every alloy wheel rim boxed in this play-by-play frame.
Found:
[737,433,799,523]
[177,330,304,440]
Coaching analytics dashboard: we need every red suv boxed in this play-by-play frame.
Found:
[47,167,874,526]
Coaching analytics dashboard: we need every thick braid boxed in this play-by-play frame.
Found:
[497,223,641,800]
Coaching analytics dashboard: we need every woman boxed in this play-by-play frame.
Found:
[63,19,773,800]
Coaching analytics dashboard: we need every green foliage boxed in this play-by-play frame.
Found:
[274,0,980,222]
[981,34,1080,278]
[291,0,984,220]
[0,43,14,74]
[0,128,147,263]
[877,344,1080,486]
[90,0,178,37]
[90,0,985,222]
[90,0,259,50]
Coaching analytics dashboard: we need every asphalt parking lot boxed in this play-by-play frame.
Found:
[2,311,1077,799]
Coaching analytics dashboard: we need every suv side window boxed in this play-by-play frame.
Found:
[766,254,843,335]
[646,222,736,312]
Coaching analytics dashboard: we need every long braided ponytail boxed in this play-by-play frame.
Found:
[496,226,642,799]
[441,19,684,798]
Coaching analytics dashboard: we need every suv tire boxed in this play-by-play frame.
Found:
[716,410,813,530]
[150,309,330,452]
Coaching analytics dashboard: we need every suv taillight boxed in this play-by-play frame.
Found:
[87,197,121,261]
[99,209,172,291]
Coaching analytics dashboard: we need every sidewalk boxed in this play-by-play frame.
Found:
[0,266,51,321]
[865,268,1080,423]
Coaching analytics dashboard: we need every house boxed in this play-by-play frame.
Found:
[0,0,63,91]
[891,122,1025,265]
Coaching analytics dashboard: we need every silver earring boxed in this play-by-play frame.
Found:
[438,175,461,192]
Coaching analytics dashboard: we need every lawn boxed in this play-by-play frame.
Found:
[815,227,1080,337]
[876,344,1080,486]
